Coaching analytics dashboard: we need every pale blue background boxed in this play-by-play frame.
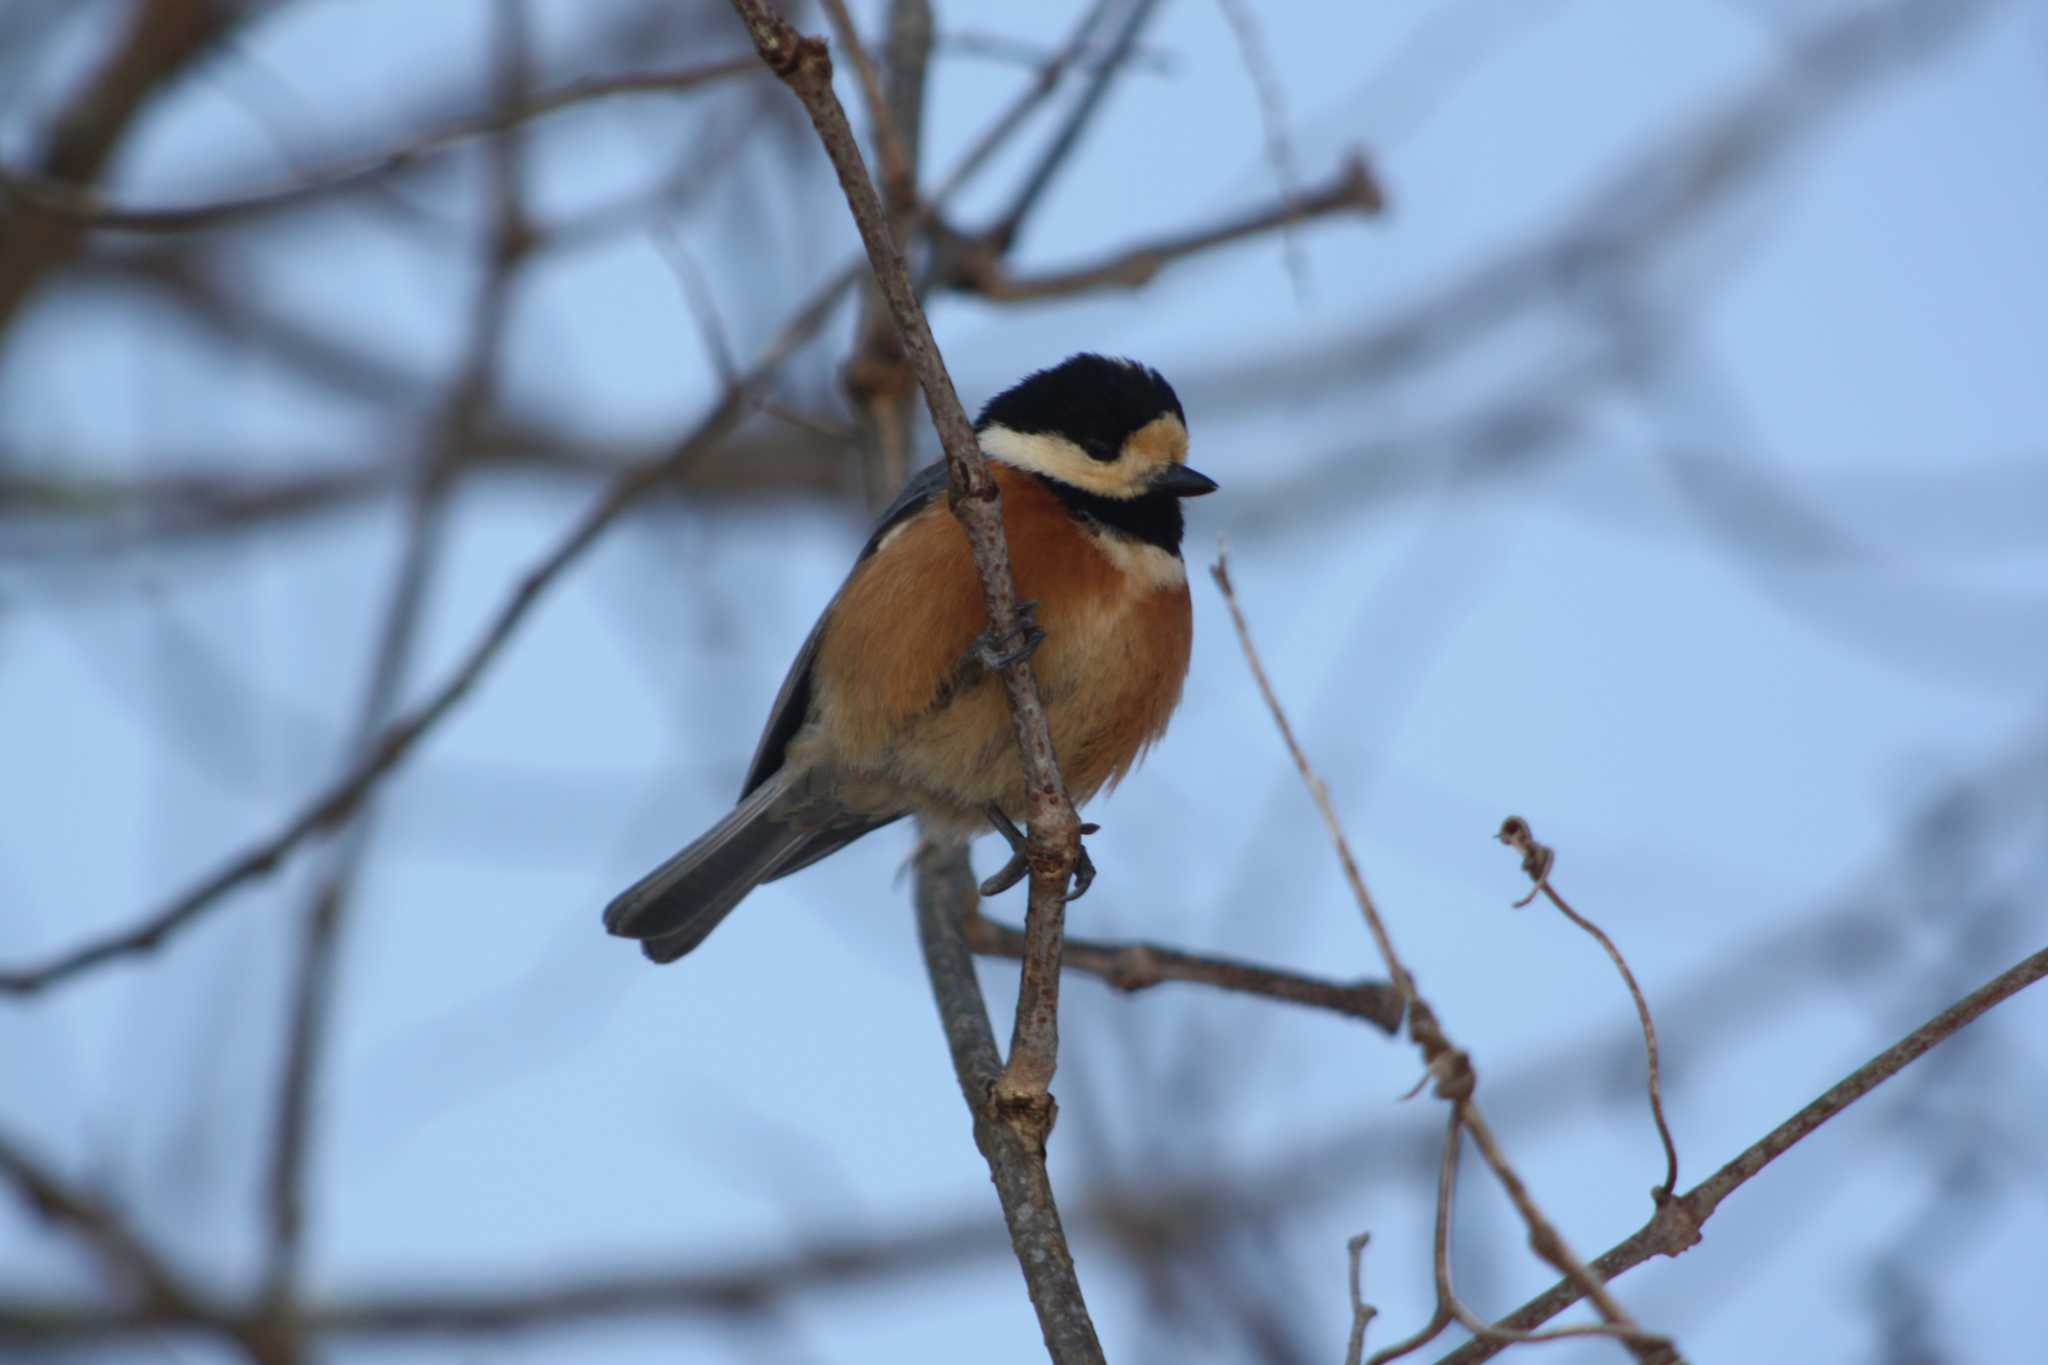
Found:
[4,1,2047,1361]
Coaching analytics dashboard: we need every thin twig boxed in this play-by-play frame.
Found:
[1438,941,2048,1363]
[1498,815,1679,1199]
[1209,549,1412,999]
[1345,1233,1379,1365]
[1210,546,1675,1362]
[963,907,1403,1032]
[1359,1116,1453,1364]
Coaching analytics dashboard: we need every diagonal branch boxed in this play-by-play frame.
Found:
[0,1133,203,1323]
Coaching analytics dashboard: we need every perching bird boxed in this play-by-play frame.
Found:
[603,353,1216,963]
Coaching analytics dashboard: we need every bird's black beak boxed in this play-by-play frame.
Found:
[1150,463,1219,498]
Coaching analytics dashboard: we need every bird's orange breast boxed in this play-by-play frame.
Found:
[809,465,1193,822]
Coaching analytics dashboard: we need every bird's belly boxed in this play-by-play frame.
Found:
[882,579,1192,823]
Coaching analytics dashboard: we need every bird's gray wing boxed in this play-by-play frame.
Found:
[738,460,952,798]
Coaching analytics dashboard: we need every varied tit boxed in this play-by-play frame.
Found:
[603,353,1217,963]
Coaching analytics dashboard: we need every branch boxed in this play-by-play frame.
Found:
[946,154,1382,302]
[257,14,536,1354]
[0,57,758,233]
[963,907,1403,1032]
[983,0,1165,252]
[724,1,1098,1354]
[913,845,1104,1363]
[725,0,1085,1105]
[0,1133,202,1323]
[1498,815,1678,1199]
[1211,549,1676,1363]
[1438,941,2048,1363]
[0,0,236,329]
[0,266,857,996]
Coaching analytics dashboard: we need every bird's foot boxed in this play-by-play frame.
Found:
[977,804,1099,902]
[972,600,1044,673]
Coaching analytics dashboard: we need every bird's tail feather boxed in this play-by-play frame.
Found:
[603,777,812,963]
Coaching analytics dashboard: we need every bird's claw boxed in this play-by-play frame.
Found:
[977,806,1100,902]
[973,600,1045,673]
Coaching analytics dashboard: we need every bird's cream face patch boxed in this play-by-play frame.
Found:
[980,413,1191,500]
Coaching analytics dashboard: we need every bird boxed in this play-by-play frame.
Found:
[603,353,1217,963]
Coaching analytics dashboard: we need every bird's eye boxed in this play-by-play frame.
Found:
[1079,435,1120,463]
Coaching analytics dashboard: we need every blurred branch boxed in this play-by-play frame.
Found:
[0,57,759,234]
[964,905,1403,1033]
[1183,0,2002,413]
[0,429,853,561]
[0,264,858,996]
[0,1133,207,1327]
[1441,941,2048,1362]
[255,10,536,1355]
[0,0,236,328]
[1212,0,1310,295]
[942,153,1382,301]
[940,27,1177,75]
[818,0,917,213]
[983,0,1164,254]
[840,0,933,509]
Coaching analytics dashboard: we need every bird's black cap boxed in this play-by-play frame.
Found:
[975,353,1185,463]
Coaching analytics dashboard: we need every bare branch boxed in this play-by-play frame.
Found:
[1439,941,2048,1362]
[948,154,1382,302]
[964,907,1402,1032]
[913,844,1104,1364]
[0,58,759,234]
[1211,547,1676,1361]
[723,0,1097,1354]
